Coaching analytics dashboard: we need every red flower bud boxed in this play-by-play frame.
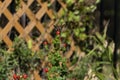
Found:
[60,37,63,41]
[43,68,48,73]
[56,31,60,35]
[22,74,27,79]
[17,75,20,79]
[63,43,67,47]
[43,41,48,45]
[13,74,17,80]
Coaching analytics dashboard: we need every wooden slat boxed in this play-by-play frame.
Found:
[0,0,12,14]
[35,3,47,20]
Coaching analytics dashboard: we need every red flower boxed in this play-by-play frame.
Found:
[56,30,60,35]
[22,74,27,79]
[17,75,20,79]
[43,41,48,45]
[13,74,17,80]
[63,43,67,47]
[43,68,48,73]
[60,37,63,41]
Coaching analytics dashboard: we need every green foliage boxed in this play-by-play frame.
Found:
[57,0,100,46]
[38,35,69,80]
[53,0,119,79]
[11,38,35,73]
[47,51,68,80]
[68,57,90,80]
[0,38,41,79]
[0,49,10,79]
[66,27,115,80]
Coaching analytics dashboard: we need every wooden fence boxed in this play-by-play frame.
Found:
[0,0,81,79]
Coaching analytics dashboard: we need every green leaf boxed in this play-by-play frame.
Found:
[79,0,84,3]
[79,33,87,40]
[90,5,97,12]
[95,72,105,80]
[61,32,67,38]
[74,28,79,36]
[66,0,74,6]
[74,16,80,22]
[27,39,32,49]
[74,10,79,15]
[96,0,100,4]
[95,32,105,44]
[80,27,85,32]
[68,12,74,21]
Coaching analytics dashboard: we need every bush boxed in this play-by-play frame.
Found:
[0,38,40,80]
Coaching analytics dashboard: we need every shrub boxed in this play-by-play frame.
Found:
[0,38,41,79]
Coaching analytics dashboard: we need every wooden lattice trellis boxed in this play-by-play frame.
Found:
[0,0,81,80]
[0,0,66,48]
